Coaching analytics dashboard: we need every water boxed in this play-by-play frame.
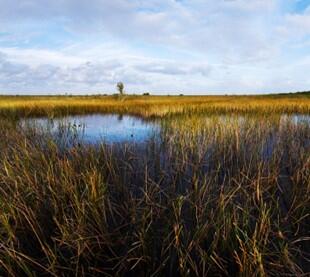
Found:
[21,114,160,144]
[20,113,310,146]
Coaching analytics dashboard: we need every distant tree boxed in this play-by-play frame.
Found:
[143,92,150,96]
[117,82,125,95]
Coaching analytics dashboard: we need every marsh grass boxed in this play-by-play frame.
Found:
[0,94,309,119]
[0,108,309,276]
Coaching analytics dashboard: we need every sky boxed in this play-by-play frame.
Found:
[0,0,309,95]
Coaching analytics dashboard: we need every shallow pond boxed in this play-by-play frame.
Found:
[20,113,310,145]
[21,114,160,144]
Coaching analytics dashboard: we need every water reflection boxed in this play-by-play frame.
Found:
[22,114,160,144]
[21,113,309,147]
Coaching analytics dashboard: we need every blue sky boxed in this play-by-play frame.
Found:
[0,0,309,94]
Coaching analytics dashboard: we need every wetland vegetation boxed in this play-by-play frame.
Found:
[0,94,309,276]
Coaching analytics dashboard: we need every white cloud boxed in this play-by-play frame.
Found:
[0,0,309,94]
[0,46,212,94]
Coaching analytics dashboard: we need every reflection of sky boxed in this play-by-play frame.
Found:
[81,114,159,143]
[21,113,310,144]
[25,114,160,144]
[282,114,310,125]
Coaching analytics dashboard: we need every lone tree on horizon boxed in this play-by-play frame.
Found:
[117,82,124,95]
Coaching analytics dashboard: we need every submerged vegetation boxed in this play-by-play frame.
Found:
[0,95,309,276]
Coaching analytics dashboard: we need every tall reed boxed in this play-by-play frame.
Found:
[0,113,309,276]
